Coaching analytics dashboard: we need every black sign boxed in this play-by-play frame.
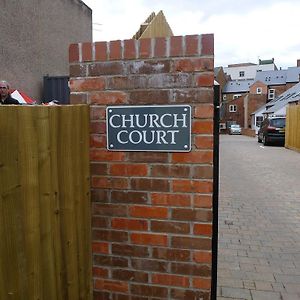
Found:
[106,105,191,152]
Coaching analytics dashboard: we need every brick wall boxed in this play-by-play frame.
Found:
[69,34,214,300]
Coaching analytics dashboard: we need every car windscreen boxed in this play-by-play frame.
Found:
[231,125,240,128]
[270,118,285,128]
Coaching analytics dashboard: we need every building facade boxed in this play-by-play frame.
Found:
[1,0,92,100]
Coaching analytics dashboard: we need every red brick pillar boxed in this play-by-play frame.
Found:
[69,34,214,300]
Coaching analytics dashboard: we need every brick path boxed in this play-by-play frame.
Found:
[217,135,300,300]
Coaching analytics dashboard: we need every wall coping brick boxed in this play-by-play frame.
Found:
[69,34,214,63]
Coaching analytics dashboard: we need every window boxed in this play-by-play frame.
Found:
[229,105,237,112]
[256,116,263,127]
[233,94,241,99]
[268,89,275,100]
[239,71,245,77]
[256,87,262,94]
[223,94,227,101]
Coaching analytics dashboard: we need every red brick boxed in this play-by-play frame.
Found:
[91,176,129,189]
[93,266,109,278]
[154,37,167,57]
[138,38,151,58]
[110,163,148,176]
[91,163,107,176]
[192,120,214,134]
[127,152,168,163]
[151,220,189,234]
[196,73,215,87]
[131,178,169,192]
[170,36,183,57]
[109,40,122,60]
[95,41,107,61]
[130,284,168,298]
[112,244,149,257]
[82,42,92,61]
[151,165,190,178]
[172,208,212,222]
[131,257,168,272]
[92,203,127,217]
[69,43,79,62]
[112,269,148,283]
[94,279,128,293]
[124,39,136,59]
[185,35,199,56]
[89,61,125,76]
[69,64,87,77]
[152,273,189,287]
[90,91,128,105]
[171,236,211,250]
[151,193,191,207]
[129,90,171,104]
[91,190,109,203]
[129,206,168,219]
[193,195,212,208]
[111,191,148,204]
[69,93,88,104]
[171,262,211,275]
[92,216,109,228]
[201,34,214,56]
[93,230,128,243]
[193,251,212,263]
[111,218,148,231]
[173,58,213,72]
[192,165,213,179]
[172,151,213,164]
[194,223,213,236]
[193,277,211,290]
[90,135,106,148]
[194,135,214,149]
[172,180,213,193]
[131,233,168,246]
[90,106,106,120]
[90,149,125,162]
[70,78,105,92]
[171,288,210,300]
[152,248,191,261]
[90,121,105,134]
[194,104,214,118]
[92,242,109,254]
[173,88,214,103]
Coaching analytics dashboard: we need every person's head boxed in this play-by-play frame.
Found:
[0,80,10,100]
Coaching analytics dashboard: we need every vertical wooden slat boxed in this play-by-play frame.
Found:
[36,106,58,299]
[58,106,80,299]
[0,105,92,300]
[18,107,43,300]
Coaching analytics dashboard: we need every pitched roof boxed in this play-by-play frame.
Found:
[255,70,287,85]
[223,79,254,93]
[265,82,300,114]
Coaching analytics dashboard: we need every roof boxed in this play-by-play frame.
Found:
[223,79,254,93]
[251,104,267,115]
[286,67,300,82]
[265,82,300,114]
[255,70,287,85]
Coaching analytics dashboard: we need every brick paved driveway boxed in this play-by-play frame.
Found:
[218,135,300,300]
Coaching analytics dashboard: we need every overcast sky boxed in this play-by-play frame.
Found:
[83,0,300,69]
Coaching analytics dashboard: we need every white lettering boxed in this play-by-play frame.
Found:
[156,131,168,144]
[109,115,121,128]
[173,114,187,128]
[160,114,172,128]
[129,130,142,144]
[121,114,134,128]
[149,114,160,128]
[168,130,179,144]
[117,130,128,144]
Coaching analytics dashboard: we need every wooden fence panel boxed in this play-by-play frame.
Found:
[286,105,300,152]
[0,105,92,300]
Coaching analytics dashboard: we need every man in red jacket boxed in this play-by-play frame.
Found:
[0,80,19,105]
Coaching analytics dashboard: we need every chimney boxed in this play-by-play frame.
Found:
[297,59,300,67]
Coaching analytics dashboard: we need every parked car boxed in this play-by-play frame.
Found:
[257,116,286,145]
[229,124,242,135]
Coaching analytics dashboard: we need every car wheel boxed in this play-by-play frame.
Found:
[263,135,269,146]
[258,135,262,143]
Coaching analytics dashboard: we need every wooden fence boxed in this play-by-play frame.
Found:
[286,105,300,152]
[0,105,92,300]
